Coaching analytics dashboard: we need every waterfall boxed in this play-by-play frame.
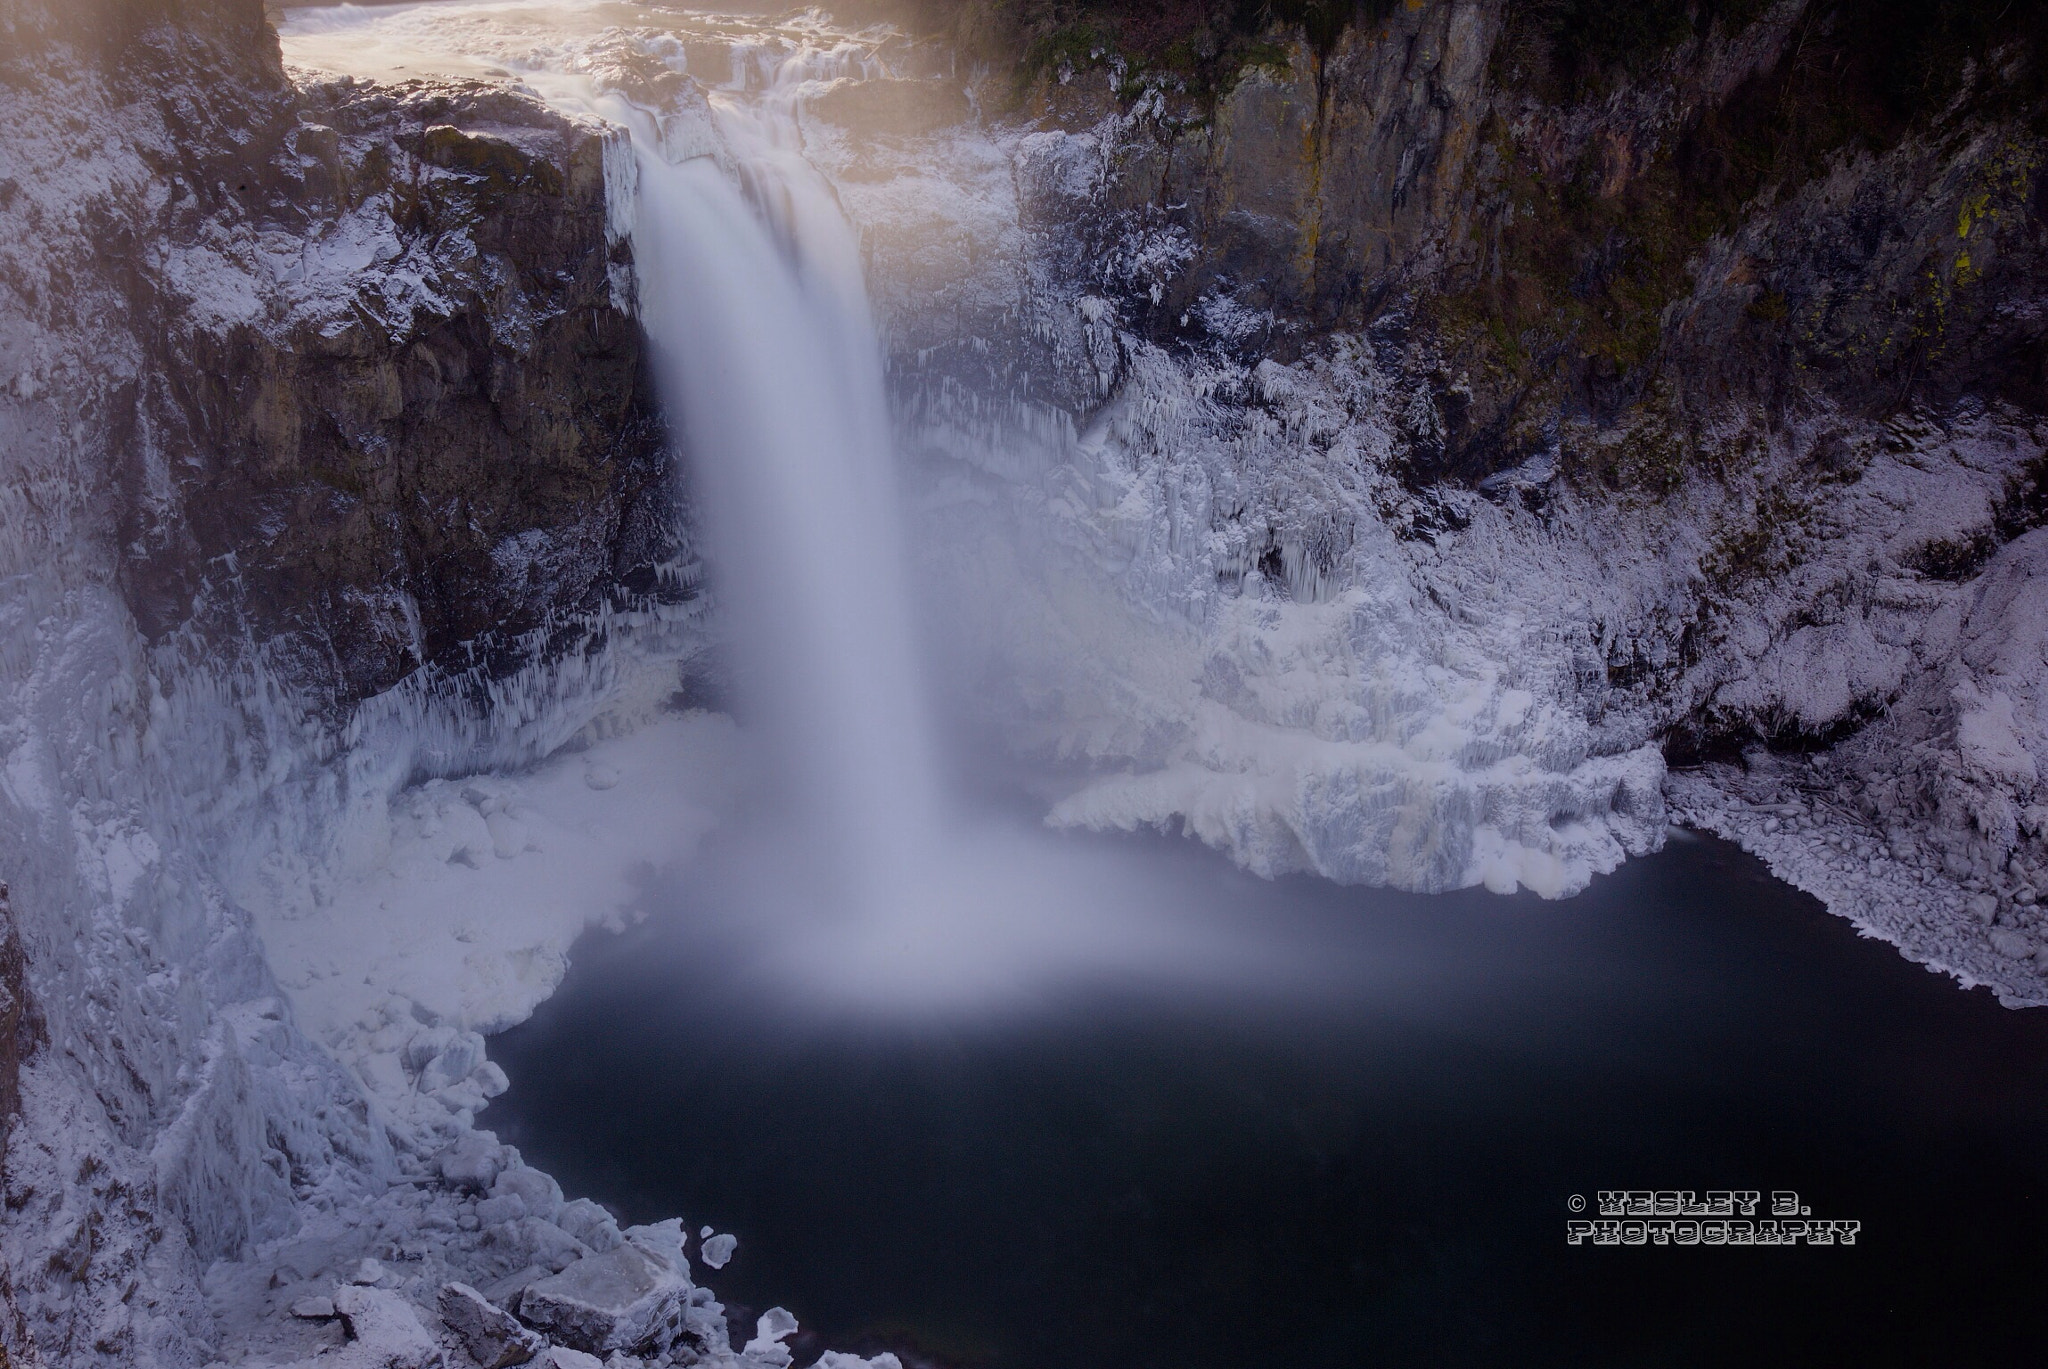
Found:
[626,60,946,918]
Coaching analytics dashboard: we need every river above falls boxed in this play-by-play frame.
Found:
[484,825,2048,1368]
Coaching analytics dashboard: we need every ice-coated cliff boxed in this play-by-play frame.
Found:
[0,1,781,1363]
[832,0,2048,1002]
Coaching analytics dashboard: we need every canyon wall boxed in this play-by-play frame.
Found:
[0,1,697,1360]
[847,0,2048,996]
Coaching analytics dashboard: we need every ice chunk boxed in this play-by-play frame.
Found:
[346,1258,387,1286]
[289,1296,335,1319]
[1990,928,2036,959]
[741,1307,799,1367]
[622,1218,688,1272]
[699,1232,737,1269]
[556,1196,623,1252]
[438,1131,506,1193]
[475,1194,528,1226]
[493,1164,565,1222]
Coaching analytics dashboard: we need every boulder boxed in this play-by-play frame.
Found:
[440,1282,546,1368]
[555,1198,623,1252]
[518,1243,688,1357]
[331,1285,442,1369]
[492,1165,565,1222]
[439,1132,507,1193]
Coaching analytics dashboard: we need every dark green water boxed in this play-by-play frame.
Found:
[487,828,2048,1367]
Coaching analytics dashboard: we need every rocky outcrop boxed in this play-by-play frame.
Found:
[123,74,677,710]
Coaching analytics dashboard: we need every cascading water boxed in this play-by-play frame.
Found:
[624,58,945,922]
[281,6,950,921]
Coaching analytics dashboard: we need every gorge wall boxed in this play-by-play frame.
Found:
[1,1,708,1362]
[842,0,2048,1002]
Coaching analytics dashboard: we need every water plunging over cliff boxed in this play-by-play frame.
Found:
[286,4,948,923]
[627,58,945,921]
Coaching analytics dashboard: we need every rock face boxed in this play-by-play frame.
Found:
[0,0,691,1362]
[122,73,677,710]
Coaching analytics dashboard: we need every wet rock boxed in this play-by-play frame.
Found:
[440,1281,546,1368]
[518,1242,689,1358]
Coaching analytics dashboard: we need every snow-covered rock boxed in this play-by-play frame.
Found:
[439,1280,546,1368]
[324,1284,443,1369]
[517,1243,692,1358]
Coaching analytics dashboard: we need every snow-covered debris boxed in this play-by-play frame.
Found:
[348,1258,391,1287]
[439,1281,546,1368]
[438,1132,508,1194]
[533,1348,604,1369]
[516,1242,692,1357]
[322,1284,443,1369]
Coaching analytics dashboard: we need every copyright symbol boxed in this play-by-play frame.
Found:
[1568,1195,1586,1212]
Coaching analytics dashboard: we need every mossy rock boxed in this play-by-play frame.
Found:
[420,124,562,196]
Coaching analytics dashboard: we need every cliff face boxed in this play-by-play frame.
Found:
[0,1,685,1361]
[113,70,672,712]
[1001,0,2048,475]
[1060,0,2048,910]
[139,91,650,706]
[831,0,2048,996]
